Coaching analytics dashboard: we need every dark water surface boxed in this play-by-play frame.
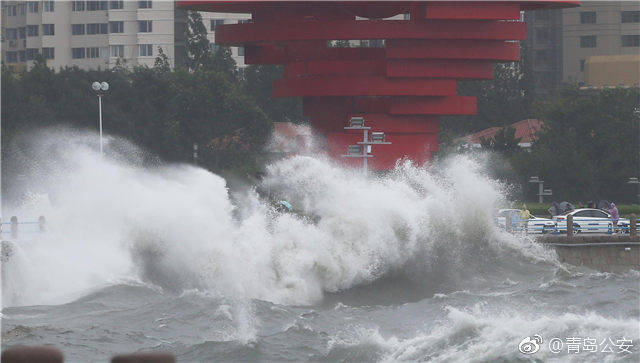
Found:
[3,256,638,362]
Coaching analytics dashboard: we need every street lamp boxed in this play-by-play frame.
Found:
[634,105,640,204]
[529,176,552,203]
[193,143,198,165]
[342,116,391,174]
[91,81,110,156]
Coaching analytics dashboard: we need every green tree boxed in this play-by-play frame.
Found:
[185,11,212,71]
[242,65,302,123]
[210,45,237,80]
[154,47,171,72]
[513,87,639,203]
[1,56,275,200]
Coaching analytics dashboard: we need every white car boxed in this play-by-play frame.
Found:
[554,208,630,234]
[496,209,557,234]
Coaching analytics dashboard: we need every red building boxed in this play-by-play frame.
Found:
[178,1,579,170]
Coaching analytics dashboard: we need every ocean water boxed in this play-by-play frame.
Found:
[2,133,639,362]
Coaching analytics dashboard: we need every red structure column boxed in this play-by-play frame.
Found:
[178,1,579,170]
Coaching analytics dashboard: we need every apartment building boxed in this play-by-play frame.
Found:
[525,1,639,94]
[524,9,564,95]
[563,1,640,85]
[1,1,249,71]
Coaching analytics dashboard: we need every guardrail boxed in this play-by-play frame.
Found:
[1,216,46,239]
[500,213,639,240]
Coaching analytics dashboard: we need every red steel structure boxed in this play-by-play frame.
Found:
[178,1,579,170]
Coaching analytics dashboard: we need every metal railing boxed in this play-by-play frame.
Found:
[0,216,46,239]
[499,214,639,238]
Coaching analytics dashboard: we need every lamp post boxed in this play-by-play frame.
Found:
[91,81,110,156]
[634,106,640,204]
[193,143,198,165]
[529,176,552,203]
[342,116,391,174]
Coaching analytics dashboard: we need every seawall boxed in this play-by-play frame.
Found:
[538,235,640,273]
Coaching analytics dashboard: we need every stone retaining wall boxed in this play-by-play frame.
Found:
[538,236,639,273]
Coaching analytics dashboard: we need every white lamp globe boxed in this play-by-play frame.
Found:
[92,82,101,91]
[100,82,109,91]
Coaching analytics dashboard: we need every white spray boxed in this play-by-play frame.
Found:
[1,131,553,308]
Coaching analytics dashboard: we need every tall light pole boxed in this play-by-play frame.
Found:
[91,81,110,156]
[342,116,391,174]
[631,106,640,204]
[529,176,552,203]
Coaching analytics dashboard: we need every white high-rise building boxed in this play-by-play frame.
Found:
[1,1,249,71]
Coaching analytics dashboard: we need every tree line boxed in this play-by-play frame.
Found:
[2,13,638,204]
[1,12,302,198]
[445,85,639,204]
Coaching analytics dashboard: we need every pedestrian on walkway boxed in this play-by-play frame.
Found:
[609,202,619,230]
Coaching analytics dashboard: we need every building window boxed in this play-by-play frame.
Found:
[210,19,224,31]
[18,3,26,15]
[580,35,596,48]
[138,20,152,32]
[87,47,100,58]
[110,1,123,9]
[27,25,39,37]
[138,1,152,9]
[72,24,85,35]
[26,48,39,60]
[43,24,55,36]
[7,5,17,16]
[6,29,17,40]
[72,1,85,11]
[109,21,124,33]
[72,47,85,59]
[19,27,26,39]
[138,44,153,56]
[87,1,107,11]
[621,11,640,23]
[622,35,640,47]
[237,46,244,56]
[27,1,39,13]
[42,47,55,59]
[87,23,108,34]
[6,51,18,63]
[43,1,54,12]
[580,59,585,71]
[19,51,26,61]
[110,45,124,57]
[580,11,596,24]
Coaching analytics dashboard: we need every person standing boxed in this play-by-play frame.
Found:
[519,204,531,233]
[609,202,619,231]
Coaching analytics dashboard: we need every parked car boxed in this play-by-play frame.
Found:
[554,208,630,234]
[496,209,557,234]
